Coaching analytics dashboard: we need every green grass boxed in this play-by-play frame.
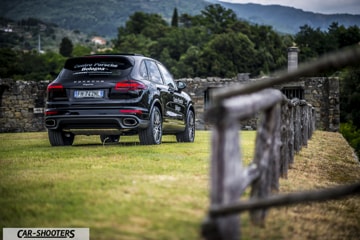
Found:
[0,131,255,240]
[1,131,359,240]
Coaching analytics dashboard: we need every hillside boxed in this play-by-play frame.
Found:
[1,0,359,38]
[0,17,94,53]
[0,0,208,38]
[213,1,360,34]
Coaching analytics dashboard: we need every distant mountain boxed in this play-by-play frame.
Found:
[1,0,359,38]
[0,0,208,38]
[210,0,360,34]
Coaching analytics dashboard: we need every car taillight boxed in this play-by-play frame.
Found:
[120,109,143,115]
[45,110,59,116]
[47,83,63,90]
[47,83,67,100]
[115,80,147,92]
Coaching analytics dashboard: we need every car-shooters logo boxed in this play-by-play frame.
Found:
[3,228,89,240]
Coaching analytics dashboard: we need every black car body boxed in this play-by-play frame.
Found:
[45,54,195,146]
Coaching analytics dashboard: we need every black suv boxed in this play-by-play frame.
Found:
[45,54,195,146]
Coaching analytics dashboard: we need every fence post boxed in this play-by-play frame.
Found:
[280,98,291,178]
[310,106,316,137]
[288,100,295,165]
[203,118,242,240]
[300,100,309,147]
[292,99,302,153]
[250,103,281,226]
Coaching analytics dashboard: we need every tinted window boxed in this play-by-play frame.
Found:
[145,60,163,84]
[61,56,133,79]
[139,61,149,80]
[157,63,176,89]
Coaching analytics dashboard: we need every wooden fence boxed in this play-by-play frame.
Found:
[201,46,360,240]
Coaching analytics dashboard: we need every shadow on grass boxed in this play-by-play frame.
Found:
[72,140,180,147]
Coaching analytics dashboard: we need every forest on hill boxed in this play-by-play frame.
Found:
[1,0,208,37]
[1,0,359,37]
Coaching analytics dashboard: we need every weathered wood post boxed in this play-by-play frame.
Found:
[205,117,243,240]
[280,98,291,178]
[288,100,295,165]
[292,99,302,153]
[310,106,316,137]
[300,100,309,147]
[250,103,281,225]
[203,89,284,239]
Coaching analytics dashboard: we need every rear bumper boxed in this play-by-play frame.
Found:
[45,115,149,135]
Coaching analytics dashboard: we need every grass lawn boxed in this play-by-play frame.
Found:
[0,130,359,239]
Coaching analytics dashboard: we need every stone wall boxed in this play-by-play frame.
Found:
[180,76,340,131]
[0,76,340,133]
[0,79,48,132]
[304,77,340,131]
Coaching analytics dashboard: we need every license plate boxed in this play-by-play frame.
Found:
[74,90,104,98]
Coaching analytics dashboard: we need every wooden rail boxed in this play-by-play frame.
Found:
[201,45,360,240]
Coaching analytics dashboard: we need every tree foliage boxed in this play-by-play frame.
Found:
[59,37,73,57]
[0,48,66,80]
[340,65,360,129]
[112,5,290,78]
[171,8,179,28]
[295,23,360,62]
[200,4,237,34]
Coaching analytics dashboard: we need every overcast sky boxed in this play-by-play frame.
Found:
[219,0,360,15]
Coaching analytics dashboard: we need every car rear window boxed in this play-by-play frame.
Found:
[61,56,133,79]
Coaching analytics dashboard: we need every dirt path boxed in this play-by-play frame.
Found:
[241,131,360,240]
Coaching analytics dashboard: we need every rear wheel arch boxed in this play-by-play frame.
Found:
[150,99,163,120]
[176,107,195,143]
[188,105,195,118]
[139,105,163,145]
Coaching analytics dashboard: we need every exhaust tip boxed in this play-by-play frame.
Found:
[123,118,138,127]
[45,119,56,127]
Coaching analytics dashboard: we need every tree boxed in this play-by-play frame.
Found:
[177,46,203,77]
[339,25,360,48]
[59,37,73,57]
[124,12,168,39]
[340,65,360,157]
[114,34,154,56]
[248,24,289,74]
[171,8,179,28]
[341,66,360,129]
[72,44,92,57]
[200,32,257,77]
[0,48,18,78]
[200,4,237,34]
[111,4,293,78]
[294,25,323,62]
[155,27,207,61]
[179,13,193,28]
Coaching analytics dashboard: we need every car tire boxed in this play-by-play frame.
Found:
[100,135,120,143]
[139,106,162,145]
[48,129,75,146]
[176,110,195,142]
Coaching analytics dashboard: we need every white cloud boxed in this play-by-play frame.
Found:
[219,0,360,14]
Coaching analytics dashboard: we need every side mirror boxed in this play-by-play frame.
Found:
[176,81,187,91]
